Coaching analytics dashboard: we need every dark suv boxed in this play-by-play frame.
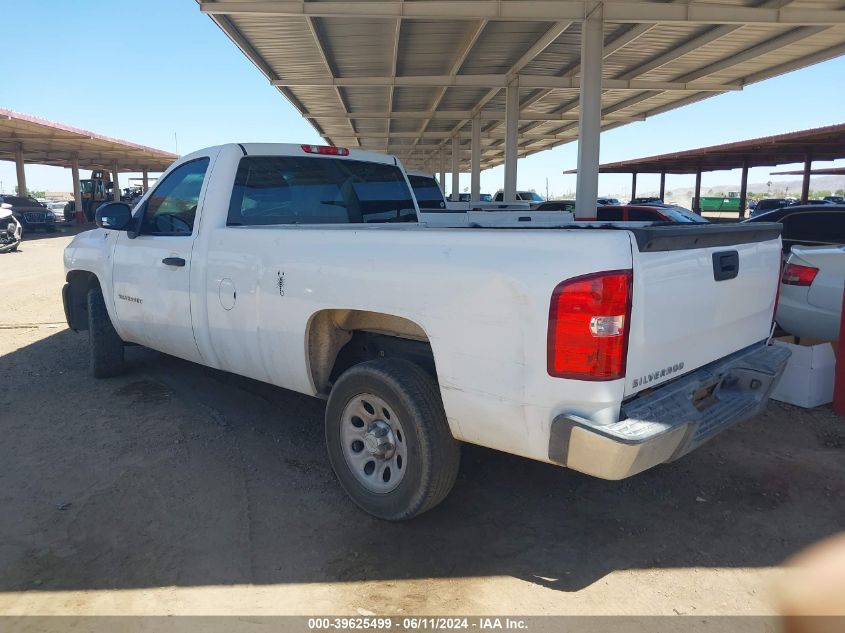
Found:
[743,204,845,251]
[749,198,790,217]
[0,195,57,232]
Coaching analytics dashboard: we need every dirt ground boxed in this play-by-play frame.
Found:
[0,227,843,617]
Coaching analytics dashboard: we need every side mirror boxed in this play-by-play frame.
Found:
[95,202,133,231]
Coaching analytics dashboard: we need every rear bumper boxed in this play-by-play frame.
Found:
[548,342,791,480]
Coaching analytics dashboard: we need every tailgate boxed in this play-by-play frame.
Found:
[624,223,783,397]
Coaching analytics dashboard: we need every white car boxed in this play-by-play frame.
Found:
[777,245,845,341]
[62,143,789,520]
[493,190,545,203]
[48,201,70,222]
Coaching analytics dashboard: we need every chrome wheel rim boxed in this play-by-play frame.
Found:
[340,393,407,493]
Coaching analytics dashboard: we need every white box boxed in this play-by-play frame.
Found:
[770,340,836,408]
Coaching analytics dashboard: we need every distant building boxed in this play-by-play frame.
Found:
[45,191,74,200]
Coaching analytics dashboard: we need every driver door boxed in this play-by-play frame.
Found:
[112,157,210,364]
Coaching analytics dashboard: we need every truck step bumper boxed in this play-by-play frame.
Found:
[549,342,791,480]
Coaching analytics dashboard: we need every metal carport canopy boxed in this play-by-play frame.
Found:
[771,166,845,175]
[0,108,177,172]
[562,122,845,207]
[1,108,178,216]
[198,0,845,213]
[562,123,845,174]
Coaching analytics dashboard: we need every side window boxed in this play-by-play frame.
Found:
[140,158,209,235]
[227,156,417,226]
[597,208,624,221]
[628,208,660,222]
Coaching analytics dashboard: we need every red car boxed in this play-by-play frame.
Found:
[591,204,708,223]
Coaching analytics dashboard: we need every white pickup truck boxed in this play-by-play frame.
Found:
[63,143,790,520]
[405,170,575,226]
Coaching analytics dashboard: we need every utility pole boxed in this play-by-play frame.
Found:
[546,178,549,200]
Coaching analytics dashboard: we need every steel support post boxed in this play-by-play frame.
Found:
[574,4,603,219]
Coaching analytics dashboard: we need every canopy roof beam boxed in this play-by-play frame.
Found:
[200,2,845,26]
[306,110,644,122]
[272,75,742,91]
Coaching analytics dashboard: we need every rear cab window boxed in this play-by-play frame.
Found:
[228,156,417,226]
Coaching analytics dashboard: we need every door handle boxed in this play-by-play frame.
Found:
[162,257,186,267]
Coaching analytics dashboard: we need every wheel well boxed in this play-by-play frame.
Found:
[64,271,101,331]
[307,310,435,394]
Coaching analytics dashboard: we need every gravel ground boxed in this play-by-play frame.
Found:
[0,227,843,617]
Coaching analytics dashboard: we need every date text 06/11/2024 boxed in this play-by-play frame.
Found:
[307,617,528,630]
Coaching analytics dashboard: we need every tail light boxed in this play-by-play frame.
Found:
[781,262,818,286]
[301,144,350,156]
[547,270,633,380]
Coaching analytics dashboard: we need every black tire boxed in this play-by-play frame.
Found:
[87,287,125,378]
[325,358,460,520]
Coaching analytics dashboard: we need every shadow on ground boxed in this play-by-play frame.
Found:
[0,329,843,594]
[17,224,90,244]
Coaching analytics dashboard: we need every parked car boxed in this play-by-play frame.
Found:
[750,198,791,217]
[823,195,844,204]
[0,195,57,232]
[597,197,620,205]
[534,200,576,213]
[493,190,545,203]
[456,193,492,202]
[409,174,570,221]
[63,142,789,520]
[777,245,844,341]
[0,203,23,253]
[405,171,448,210]
[595,204,709,223]
[744,205,845,252]
[800,199,835,206]
[48,201,70,221]
[630,196,663,205]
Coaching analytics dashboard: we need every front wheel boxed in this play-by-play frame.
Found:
[325,359,460,521]
[87,288,125,378]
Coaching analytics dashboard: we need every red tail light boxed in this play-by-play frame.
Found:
[781,262,818,286]
[301,144,350,156]
[547,270,633,380]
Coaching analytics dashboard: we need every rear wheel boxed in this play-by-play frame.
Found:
[325,359,460,520]
[87,288,125,378]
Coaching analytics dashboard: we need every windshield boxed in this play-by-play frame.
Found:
[661,206,709,223]
[80,180,95,194]
[407,175,448,210]
[479,194,492,202]
[520,192,544,202]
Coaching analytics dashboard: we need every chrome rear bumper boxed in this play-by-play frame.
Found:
[549,342,791,480]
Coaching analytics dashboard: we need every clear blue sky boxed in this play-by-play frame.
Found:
[1,0,843,199]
